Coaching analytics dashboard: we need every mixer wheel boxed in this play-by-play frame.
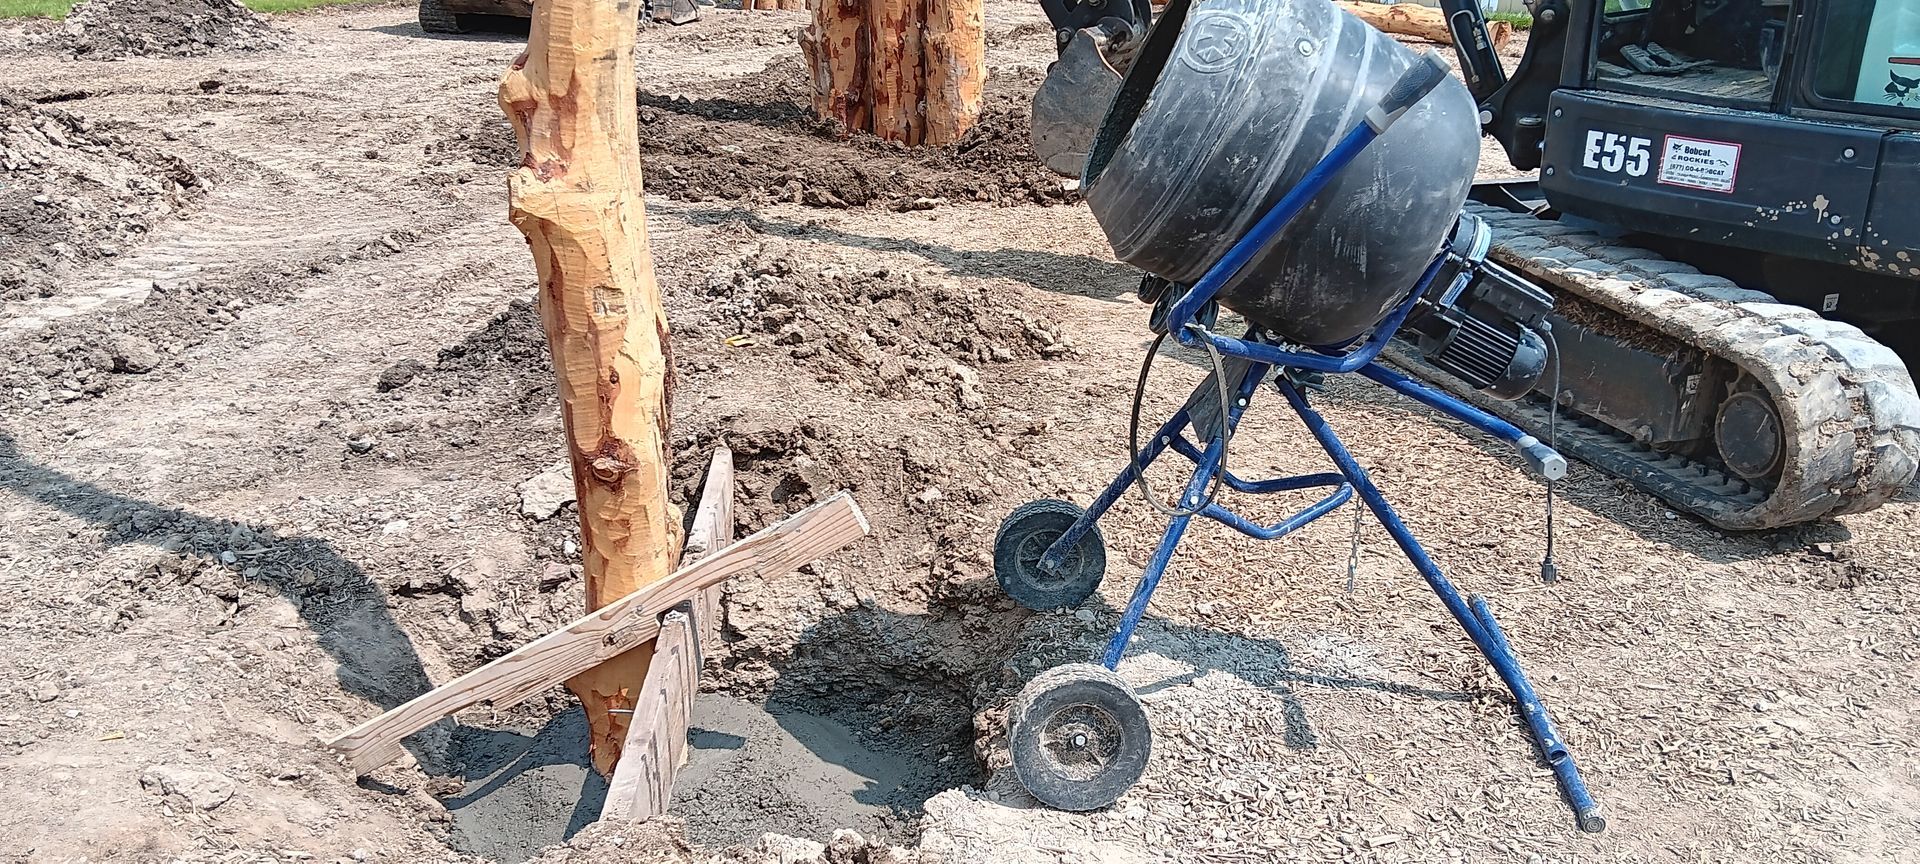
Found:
[994,499,1106,611]
[1008,663,1152,811]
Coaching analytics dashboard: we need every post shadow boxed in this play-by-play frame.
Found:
[0,431,442,768]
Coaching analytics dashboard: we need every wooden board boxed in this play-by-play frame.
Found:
[599,610,696,820]
[325,492,867,776]
[685,448,736,651]
[599,448,734,820]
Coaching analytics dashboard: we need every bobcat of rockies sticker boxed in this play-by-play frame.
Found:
[1657,135,1740,193]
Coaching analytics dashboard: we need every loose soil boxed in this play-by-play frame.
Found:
[456,56,1076,210]
[60,0,285,59]
[2,6,1917,864]
[0,90,201,303]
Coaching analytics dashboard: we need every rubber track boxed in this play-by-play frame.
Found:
[1409,203,1920,531]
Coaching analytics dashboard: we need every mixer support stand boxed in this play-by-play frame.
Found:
[1034,352,1606,834]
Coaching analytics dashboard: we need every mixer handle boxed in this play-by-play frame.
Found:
[1515,435,1569,482]
[1365,50,1452,134]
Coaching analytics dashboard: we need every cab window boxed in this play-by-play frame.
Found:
[1810,0,1920,110]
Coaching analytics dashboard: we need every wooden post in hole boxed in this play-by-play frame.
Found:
[800,0,984,145]
[498,0,683,777]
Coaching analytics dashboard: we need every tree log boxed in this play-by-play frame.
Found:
[922,0,985,145]
[1336,1,1513,52]
[498,0,682,777]
[801,0,985,145]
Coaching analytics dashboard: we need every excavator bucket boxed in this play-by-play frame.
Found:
[1030,28,1127,178]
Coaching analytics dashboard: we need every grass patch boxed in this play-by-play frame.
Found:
[0,0,382,17]
[1487,11,1532,29]
[0,0,71,17]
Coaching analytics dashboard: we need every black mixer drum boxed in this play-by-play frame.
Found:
[1081,0,1480,346]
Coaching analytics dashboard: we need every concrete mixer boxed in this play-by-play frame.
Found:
[989,0,1606,833]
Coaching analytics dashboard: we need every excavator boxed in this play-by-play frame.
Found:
[1029,0,1920,530]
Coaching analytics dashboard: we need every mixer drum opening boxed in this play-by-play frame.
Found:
[1079,0,1481,347]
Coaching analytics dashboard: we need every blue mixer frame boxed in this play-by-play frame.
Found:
[1032,57,1607,833]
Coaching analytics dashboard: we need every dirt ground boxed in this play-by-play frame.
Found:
[1,4,1917,864]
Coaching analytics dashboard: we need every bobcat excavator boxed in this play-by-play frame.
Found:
[1031,0,1920,530]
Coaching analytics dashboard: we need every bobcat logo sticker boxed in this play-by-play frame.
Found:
[1181,11,1251,74]
[1887,67,1920,107]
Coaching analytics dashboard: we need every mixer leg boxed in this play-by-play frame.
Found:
[1274,375,1606,834]
[1100,433,1225,670]
[1039,408,1193,575]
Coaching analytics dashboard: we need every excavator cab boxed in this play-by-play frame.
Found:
[1455,0,1920,288]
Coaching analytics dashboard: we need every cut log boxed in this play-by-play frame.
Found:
[499,0,682,776]
[800,0,985,144]
[922,0,986,146]
[325,492,869,778]
[802,0,869,134]
[1336,1,1513,52]
[600,448,734,821]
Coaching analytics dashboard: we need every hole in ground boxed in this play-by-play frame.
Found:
[432,602,992,861]
[675,600,989,848]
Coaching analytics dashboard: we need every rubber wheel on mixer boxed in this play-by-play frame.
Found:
[993,499,1106,611]
[1008,663,1152,811]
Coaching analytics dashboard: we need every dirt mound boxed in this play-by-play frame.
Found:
[60,0,284,59]
[695,244,1073,410]
[444,58,1072,210]
[0,90,200,301]
[641,60,1070,209]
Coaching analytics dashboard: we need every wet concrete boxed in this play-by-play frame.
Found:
[670,693,961,848]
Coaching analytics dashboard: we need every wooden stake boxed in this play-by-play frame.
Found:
[325,492,869,777]
[499,0,681,777]
[599,610,697,820]
[801,0,984,144]
[684,448,736,650]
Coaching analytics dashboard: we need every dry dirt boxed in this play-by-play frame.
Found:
[1,5,1916,864]
[60,0,286,59]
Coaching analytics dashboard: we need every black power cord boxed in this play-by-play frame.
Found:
[1540,326,1562,584]
[1127,327,1236,518]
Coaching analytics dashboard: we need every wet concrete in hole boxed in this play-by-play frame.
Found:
[670,693,964,848]
[437,695,966,861]
[439,710,606,864]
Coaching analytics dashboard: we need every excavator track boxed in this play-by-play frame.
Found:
[1399,203,1920,531]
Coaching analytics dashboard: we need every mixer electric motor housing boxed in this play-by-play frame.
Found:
[993,0,1607,834]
